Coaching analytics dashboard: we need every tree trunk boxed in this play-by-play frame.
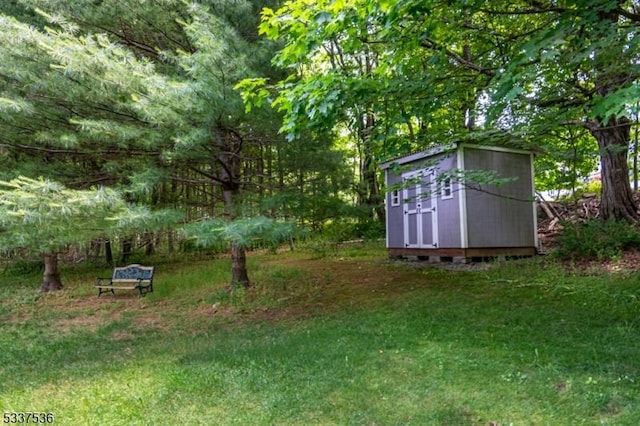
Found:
[145,232,155,256]
[223,181,250,288]
[359,113,385,224]
[121,238,133,263]
[589,116,639,222]
[361,151,385,223]
[105,240,113,265]
[230,242,250,287]
[217,128,250,288]
[585,8,639,222]
[168,230,175,254]
[41,252,63,292]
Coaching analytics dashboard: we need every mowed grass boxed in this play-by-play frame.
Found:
[1,242,640,425]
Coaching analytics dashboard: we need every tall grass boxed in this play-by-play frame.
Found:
[1,245,639,424]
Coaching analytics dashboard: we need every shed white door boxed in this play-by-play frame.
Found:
[402,169,438,249]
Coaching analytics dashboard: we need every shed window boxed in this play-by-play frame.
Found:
[391,189,400,206]
[441,177,453,199]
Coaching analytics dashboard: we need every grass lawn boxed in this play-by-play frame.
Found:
[1,242,640,425]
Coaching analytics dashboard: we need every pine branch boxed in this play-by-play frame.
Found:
[187,165,226,185]
[0,141,160,157]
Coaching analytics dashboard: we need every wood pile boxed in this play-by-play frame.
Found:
[537,193,600,253]
[536,192,640,253]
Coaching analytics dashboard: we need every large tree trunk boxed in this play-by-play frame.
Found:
[41,252,63,292]
[586,8,639,222]
[589,116,639,222]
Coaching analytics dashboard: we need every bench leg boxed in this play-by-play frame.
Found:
[136,286,151,297]
[97,287,115,297]
[135,283,153,297]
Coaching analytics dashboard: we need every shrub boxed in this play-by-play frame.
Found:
[2,258,44,276]
[353,220,386,241]
[554,219,640,260]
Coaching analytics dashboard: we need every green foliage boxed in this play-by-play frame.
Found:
[108,206,183,235]
[567,180,603,201]
[580,180,602,196]
[182,216,301,251]
[1,258,43,276]
[555,219,640,260]
[353,220,385,241]
[258,133,356,226]
[0,176,126,253]
[0,0,292,228]
[247,0,640,221]
[304,219,384,259]
[0,176,181,257]
[534,128,599,193]
[319,219,385,243]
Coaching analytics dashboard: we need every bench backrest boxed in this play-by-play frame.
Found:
[112,264,154,281]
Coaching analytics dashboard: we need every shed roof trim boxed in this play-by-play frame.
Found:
[379,143,456,169]
[379,143,534,170]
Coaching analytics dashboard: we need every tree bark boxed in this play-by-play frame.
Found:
[105,239,113,265]
[585,6,639,222]
[144,232,155,256]
[168,230,175,254]
[41,252,63,292]
[217,128,250,288]
[588,116,639,222]
[121,237,133,263]
[230,241,250,287]
[359,112,385,224]
[223,181,250,288]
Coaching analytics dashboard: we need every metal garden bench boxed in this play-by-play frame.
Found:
[95,264,154,297]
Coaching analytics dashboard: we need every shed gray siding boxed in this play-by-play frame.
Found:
[434,153,462,248]
[463,147,535,247]
[385,152,463,249]
[385,171,405,248]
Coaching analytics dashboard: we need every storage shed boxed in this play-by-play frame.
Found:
[380,143,538,260]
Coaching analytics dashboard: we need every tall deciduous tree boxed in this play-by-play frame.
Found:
[244,0,640,222]
[484,0,640,221]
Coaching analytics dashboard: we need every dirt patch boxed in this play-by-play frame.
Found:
[384,258,496,272]
[263,257,438,300]
[7,288,170,334]
[56,315,102,333]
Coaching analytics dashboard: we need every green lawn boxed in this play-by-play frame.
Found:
[1,244,640,425]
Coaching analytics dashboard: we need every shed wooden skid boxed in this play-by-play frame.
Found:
[381,144,538,261]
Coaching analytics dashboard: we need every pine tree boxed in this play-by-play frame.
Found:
[0,177,126,291]
[1,1,296,286]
